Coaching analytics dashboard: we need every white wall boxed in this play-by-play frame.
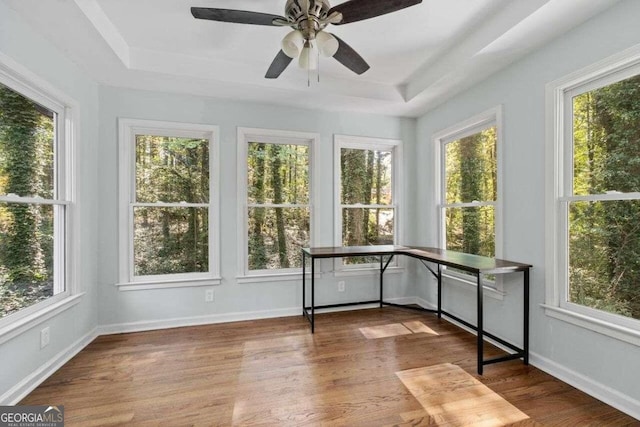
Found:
[415,0,640,414]
[0,1,100,402]
[97,87,417,329]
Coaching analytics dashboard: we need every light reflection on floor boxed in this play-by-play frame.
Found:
[396,363,530,426]
[359,321,440,339]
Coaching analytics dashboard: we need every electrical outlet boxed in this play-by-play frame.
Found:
[40,326,50,349]
[205,289,214,302]
[338,281,345,292]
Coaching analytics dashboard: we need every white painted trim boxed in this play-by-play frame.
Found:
[0,294,84,345]
[333,134,403,272]
[236,127,320,277]
[1,326,99,405]
[73,0,130,67]
[333,266,405,278]
[0,51,80,334]
[529,351,640,421]
[117,118,221,285]
[544,42,640,341]
[542,305,640,347]
[116,278,221,291]
[432,105,504,293]
[98,308,302,335]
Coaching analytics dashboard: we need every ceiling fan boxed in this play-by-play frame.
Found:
[191,0,423,79]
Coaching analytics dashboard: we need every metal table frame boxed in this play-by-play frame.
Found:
[301,245,531,375]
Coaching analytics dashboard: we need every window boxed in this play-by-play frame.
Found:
[334,135,402,267]
[237,127,318,279]
[0,65,74,327]
[546,47,640,343]
[118,119,220,289]
[434,107,502,288]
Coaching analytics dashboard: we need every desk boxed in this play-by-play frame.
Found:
[301,245,531,375]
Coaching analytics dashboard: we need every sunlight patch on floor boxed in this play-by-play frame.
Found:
[396,363,529,426]
[360,321,439,339]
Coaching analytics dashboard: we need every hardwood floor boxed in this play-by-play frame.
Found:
[21,308,638,426]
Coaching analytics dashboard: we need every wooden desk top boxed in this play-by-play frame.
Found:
[302,245,531,275]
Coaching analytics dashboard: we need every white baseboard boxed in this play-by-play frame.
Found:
[1,327,99,405]
[529,352,640,421]
[98,307,301,335]
[98,297,419,335]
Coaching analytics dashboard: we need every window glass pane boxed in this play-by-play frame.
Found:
[572,75,640,196]
[341,148,392,205]
[445,206,494,257]
[445,127,496,204]
[341,208,394,265]
[0,83,55,199]
[134,206,208,276]
[135,135,209,203]
[0,203,57,318]
[248,207,309,270]
[569,200,640,320]
[247,142,309,205]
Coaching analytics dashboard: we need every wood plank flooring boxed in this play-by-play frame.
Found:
[21,308,639,426]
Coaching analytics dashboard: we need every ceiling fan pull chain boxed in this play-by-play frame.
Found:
[317,48,321,83]
[308,62,310,87]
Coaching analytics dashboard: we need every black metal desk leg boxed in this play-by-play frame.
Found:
[437,264,442,318]
[524,268,530,365]
[477,272,484,375]
[379,255,384,308]
[311,256,315,333]
[302,251,306,317]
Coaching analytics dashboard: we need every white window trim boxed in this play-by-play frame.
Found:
[545,43,640,346]
[333,135,404,274]
[117,118,221,290]
[0,51,81,339]
[237,127,320,280]
[432,106,504,299]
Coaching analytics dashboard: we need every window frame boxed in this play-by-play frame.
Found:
[433,106,504,297]
[237,127,319,282]
[545,43,640,346]
[117,118,221,290]
[0,52,80,343]
[333,135,403,274]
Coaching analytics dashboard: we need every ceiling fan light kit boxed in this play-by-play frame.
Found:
[191,0,422,80]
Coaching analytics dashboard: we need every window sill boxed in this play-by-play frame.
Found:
[116,277,222,291]
[0,293,84,345]
[333,266,405,278]
[441,273,505,301]
[542,304,640,347]
[236,272,321,284]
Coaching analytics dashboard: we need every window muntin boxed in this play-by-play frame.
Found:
[335,137,400,267]
[246,141,311,272]
[0,81,68,320]
[119,120,219,286]
[441,126,497,259]
[563,72,640,322]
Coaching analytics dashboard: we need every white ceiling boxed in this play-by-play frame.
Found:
[5,0,620,117]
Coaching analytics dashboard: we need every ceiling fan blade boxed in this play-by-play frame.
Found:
[332,35,370,75]
[328,0,422,25]
[191,7,287,26]
[265,50,293,79]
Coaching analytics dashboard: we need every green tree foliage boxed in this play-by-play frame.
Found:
[133,135,209,276]
[0,84,55,318]
[445,128,496,258]
[341,148,394,264]
[247,143,309,270]
[570,75,640,319]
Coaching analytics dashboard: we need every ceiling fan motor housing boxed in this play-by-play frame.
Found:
[285,0,331,39]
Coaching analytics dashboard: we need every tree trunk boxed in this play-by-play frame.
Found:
[270,144,289,268]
